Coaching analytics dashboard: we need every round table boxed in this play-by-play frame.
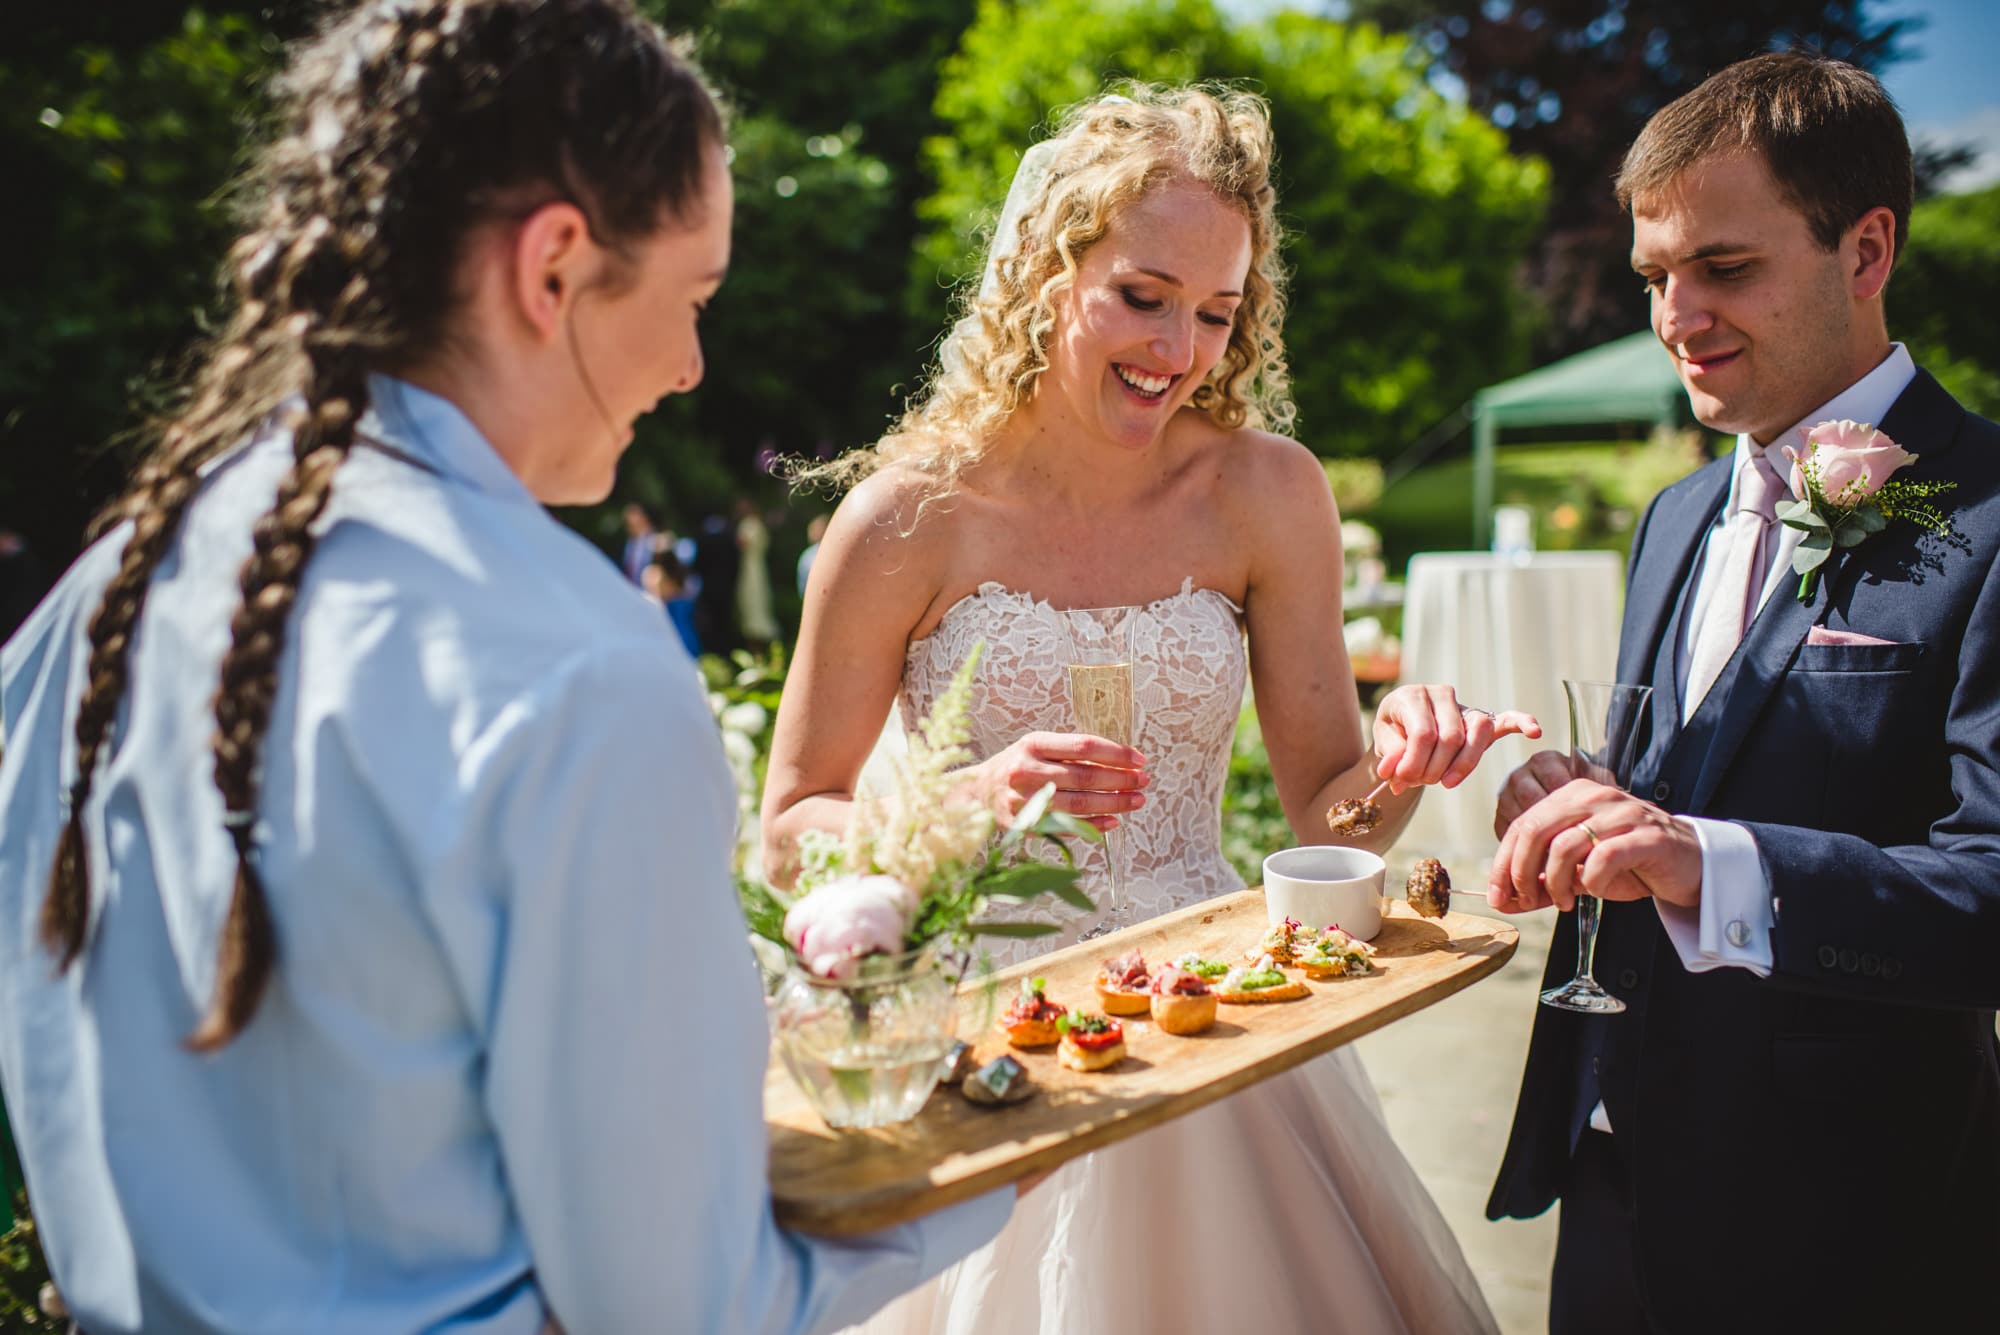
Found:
[1388,551,1624,865]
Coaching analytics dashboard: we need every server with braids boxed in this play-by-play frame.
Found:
[0,3,1010,1331]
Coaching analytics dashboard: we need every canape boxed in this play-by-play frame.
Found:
[1295,925,1377,979]
[1149,964,1219,1035]
[1001,976,1067,1048]
[1173,952,1232,984]
[1246,917,1304,965]
[1056,1012,1127,1072]
[1095,948,1153,1015]
[1216,953,1310,1003]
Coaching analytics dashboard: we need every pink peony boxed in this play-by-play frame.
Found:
[1784,420,1916,506]
[782,874,919,981]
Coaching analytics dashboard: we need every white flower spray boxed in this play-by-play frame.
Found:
[777,640,1100,974]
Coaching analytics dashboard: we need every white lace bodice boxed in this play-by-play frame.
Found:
[901,578,1248,964]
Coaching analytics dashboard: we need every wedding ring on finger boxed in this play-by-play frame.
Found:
[1581,823,1601,846]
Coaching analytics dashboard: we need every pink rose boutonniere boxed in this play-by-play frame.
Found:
[1777,419,1957,602]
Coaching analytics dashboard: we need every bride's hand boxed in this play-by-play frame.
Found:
[1372,685,1541,794]
[974,732,1149,832]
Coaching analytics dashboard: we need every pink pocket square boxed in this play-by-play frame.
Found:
[1806,626,1897,647]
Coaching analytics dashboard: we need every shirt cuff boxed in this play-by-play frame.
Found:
[917,1186,1012,1278]
[1655,818,1773,977]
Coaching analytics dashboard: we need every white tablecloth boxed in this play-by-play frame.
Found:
[1389,551,1625,866]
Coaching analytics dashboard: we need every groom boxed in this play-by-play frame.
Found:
[1484,53,2000,1332]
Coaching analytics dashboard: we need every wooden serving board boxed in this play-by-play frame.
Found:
[765,889,1517,1235]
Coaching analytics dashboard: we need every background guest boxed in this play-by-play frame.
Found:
[619,501,660,584]
[644,546,703,659]
[693,511,741,653]
[735,496,778,649]
[796,512,828,598]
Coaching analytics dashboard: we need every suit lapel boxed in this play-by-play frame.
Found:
[1685,561,1825,812]
[1685,369,1967,812]
[1876,369,1965,470]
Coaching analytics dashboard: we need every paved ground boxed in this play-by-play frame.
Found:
[1355,850,1560,1335]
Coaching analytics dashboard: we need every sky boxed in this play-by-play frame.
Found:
[1218,0,2000,193]
[1875,0,2000,191]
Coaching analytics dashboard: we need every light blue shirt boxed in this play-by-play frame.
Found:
[0,376,1006,1334]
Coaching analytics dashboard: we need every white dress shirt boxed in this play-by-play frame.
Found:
[0,376,1007,1334]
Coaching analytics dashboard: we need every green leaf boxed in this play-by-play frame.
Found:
[1792,532,1834,573]
[1010,782,1057,836]
[1032,808,1105,843]
[992,783,1056,855]
[1775,498,1823,528]
[1850,505,1888,535]
[967,920,1066,939]
[977,863,1084,899]
[1033,833,1080,866]
[736,877,791,946]
[1049,878,1097,912]
[975,861,1095,911]
[1833,523,1871,548]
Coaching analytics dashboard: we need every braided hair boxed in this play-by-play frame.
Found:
[41,0,724,1050]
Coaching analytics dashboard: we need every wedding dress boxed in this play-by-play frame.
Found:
[847,580,1497,1333]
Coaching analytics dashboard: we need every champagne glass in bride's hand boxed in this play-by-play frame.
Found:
[1065,607,1138,941]
[1539,679,1653,1014]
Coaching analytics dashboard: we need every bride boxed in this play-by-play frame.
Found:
[763,87,1532,1332]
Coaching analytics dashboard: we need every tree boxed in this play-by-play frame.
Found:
[0,7,275,585]
[0,2,978,582]
[1898,184,2000,418]
[921,0,1547,458]
[620,0,978,531]
[1348,0,1917,358]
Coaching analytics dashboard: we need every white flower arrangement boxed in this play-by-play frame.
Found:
[749,642,1101,980]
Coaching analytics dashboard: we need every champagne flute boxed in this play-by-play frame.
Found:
[1064,606,1138,942]
[1538,678,1654,1014]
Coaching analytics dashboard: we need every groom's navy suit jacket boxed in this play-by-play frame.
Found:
[1489,370,2000,1331]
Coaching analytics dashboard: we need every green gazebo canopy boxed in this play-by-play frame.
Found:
[1468,330,1690,543]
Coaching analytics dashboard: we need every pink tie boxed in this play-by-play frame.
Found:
[1685,449,1789,713]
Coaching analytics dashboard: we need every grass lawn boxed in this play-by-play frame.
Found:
[1361,438,1720,574]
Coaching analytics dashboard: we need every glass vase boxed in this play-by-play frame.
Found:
[772,944,958,1129]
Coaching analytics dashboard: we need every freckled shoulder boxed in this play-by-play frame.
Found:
[1204,427,1338,533]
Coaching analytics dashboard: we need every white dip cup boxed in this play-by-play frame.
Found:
[1262,846,1386,941]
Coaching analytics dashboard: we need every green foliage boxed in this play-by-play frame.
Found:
[917,0,1241,306]
[1367,437,1711,571]
[1322,458,1385,515]
[917,786,1100,947]
[1220,704,1292,886]
[0,7,272,567]
[1898,185,2000,418]
[0,1194,56,1333]
[610,0,979,537]
[1350,0,1914,357]
[788,649,1101,954]
[738,876,790,947]
[700,645,788,876]
[918,0,1547,457]
[1249,13,1547,456]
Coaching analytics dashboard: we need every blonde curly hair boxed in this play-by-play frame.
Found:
[802,83,1292,502]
